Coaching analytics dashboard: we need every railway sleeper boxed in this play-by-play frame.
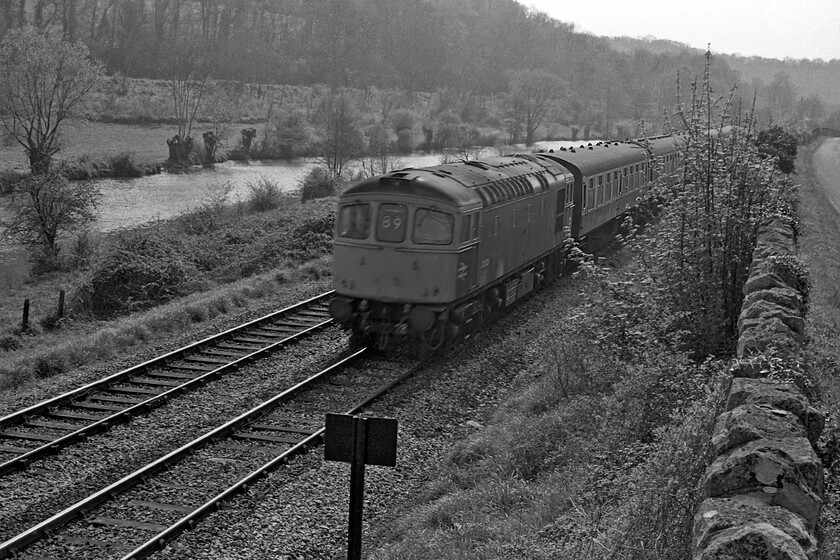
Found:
[107,385,167,396]
[71,402,125,412]
[0,430,58,442]
[90,516,169,532]
[184,354,235,365]
[128,499,194,514]
[92,394,147,405]
[233,432,302,445]
[48,410,103,421]
[24,420,80,430]
[0,443,32,454]
[144,370,198,380]
[248,423,318,435]
[214,441,286,454]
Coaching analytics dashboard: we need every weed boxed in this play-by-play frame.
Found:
[246,176,283,212]
[0,334,21,351]
[299,166,338,201]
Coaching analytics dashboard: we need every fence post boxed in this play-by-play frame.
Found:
[57,289,66,319]
[21,298,30,331]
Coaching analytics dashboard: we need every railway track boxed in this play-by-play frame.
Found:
[0,292,335,476]
[0,348,420,560]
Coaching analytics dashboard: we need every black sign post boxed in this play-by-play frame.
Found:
[325,413,398,560]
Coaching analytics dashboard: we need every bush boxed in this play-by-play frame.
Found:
[283,212,335,261]
[299,166,338,201]
[109,152,144,177]
[0,335,22,352]
[64,154,111,180]
[0,170,27,194]
[74,229,205,316]
[246,176,283,212]
[257,109,315,159]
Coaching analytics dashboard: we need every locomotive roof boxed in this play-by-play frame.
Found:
[341,155,570,208]
[532,135,684,176]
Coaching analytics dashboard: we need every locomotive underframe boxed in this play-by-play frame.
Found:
[332,247,568,356]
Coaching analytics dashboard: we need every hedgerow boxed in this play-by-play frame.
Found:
[622,51,799,358]
[74,229,206,316]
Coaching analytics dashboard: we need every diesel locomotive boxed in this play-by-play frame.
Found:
[329,134,685,355]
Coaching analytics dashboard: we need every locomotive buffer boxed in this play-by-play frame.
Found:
[325,413,398,560]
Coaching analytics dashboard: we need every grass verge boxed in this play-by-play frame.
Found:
[796,140,840,556]
[0,260,330,391]
[368,262,728,560]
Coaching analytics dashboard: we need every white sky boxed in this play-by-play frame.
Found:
[521,0,840,61]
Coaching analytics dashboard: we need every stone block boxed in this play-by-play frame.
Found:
[737,317,805,358]
[694,495,817,559]
[696,522,810,560]
[725,378,824,444]
[738,300,806,336]
[742,287,804,316]
[703,437,823,528]
[742,272,793,296]
[712,404,807,455]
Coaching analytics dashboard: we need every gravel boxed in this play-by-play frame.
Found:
[156,283,576,560]
[1,274,581,560]
[0,279,344,544]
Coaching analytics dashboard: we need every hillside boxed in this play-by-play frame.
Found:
[606,35,840,115]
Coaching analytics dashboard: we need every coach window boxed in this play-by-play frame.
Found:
[413,208,453,245]
[473,214,480,239]
[526,204,533,222]
[597,175,604,206]
[512,209,518,228]
[338,203,370,239]
[493,215,501,235]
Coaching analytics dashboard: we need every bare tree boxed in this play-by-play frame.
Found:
[508,69,565,146]
[0,26,103,174]
[318,93,364,177]
[166,39,211,162]
[2,172,99,271]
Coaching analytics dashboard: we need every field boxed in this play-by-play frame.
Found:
[0,119,251,172]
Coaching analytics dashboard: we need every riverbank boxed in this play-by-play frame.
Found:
[0,191,336,387]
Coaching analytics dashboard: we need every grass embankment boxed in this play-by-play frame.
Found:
[796,140,840,556]
[367,252,727,560]
[366,143,840,559]
[0,189,335,390]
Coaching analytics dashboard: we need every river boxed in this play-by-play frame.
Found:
[0,140,585,285]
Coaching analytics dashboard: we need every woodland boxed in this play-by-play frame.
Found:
[1,0,838,139]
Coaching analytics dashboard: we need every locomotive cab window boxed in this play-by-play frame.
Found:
[413,208,454,245]
[460,214,472,243]
[338,203,371,239]
[376,203,407,243]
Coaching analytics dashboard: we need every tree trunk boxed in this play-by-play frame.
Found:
[29,149,52,175]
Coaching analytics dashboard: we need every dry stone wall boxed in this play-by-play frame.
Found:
[692,218,825,560]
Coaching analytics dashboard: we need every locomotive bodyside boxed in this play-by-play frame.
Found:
[330,156,572,353]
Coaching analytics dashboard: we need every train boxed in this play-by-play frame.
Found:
[328,133,687,355]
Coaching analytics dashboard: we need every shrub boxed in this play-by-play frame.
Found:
[109,152,144,177]
[0,335,22,352]
[74,229,205,316]
[0,170,27,194]
[257,109,315,159]
[283,212,335,262]
[64,154,110,180]
[299,166,338,201]
[246,176,283,212]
